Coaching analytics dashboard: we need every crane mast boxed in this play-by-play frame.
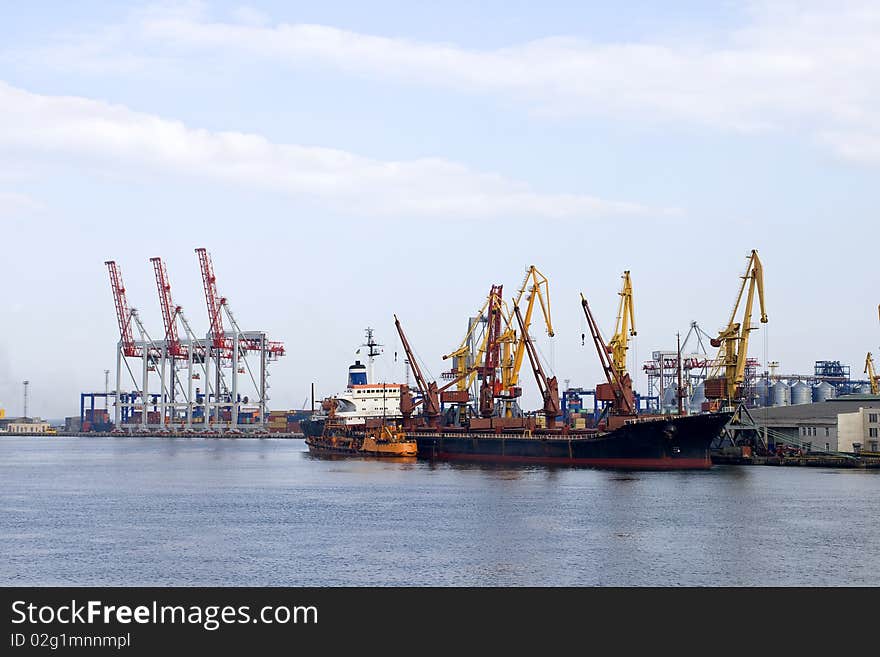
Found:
[513,304,560,428]
[867,353,879,396]
[478,285,504,418]
[150,257,185,358]
[706,249,768,403]
[443,295,493,396]
[195,247,226,349]
[105,260,140,358]
[501,265,553,415]
[395,315,477,427]
[394,314,441,424]
[607,270,636,384]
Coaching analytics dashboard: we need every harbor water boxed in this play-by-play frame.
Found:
[2,436,879,586]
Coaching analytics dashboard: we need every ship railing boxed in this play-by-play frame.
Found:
[432,431,599,440]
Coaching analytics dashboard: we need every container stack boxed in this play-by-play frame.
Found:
[268,411,289,433]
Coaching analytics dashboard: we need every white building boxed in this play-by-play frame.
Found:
[837,407,880,454]
[0,417,51,434]
[748,395,880,453]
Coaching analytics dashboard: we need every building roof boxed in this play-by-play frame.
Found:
[748,397,880,426]
[828,394,880,402]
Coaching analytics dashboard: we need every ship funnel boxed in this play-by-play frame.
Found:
[348,360,368,387]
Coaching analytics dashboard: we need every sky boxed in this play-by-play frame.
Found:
[0,0,878,419]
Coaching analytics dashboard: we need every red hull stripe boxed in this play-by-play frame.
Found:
[427,452,711,470]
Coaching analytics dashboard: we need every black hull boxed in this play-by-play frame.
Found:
[300,418,325,438]
[415,412,731,470]
[305,436,360,455]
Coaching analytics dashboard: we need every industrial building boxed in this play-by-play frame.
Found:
[735,395,880,453]
[837,404,880,454]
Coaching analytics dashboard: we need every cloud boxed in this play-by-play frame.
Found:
[12,1,879,163]
[0,81,662,219]
[819,131,880,165]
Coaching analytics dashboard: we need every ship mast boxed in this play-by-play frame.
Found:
[362,328,383,384]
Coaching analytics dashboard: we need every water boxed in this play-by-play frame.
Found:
[2,436,879,586]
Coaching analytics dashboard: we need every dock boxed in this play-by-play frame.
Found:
[711,453,880,468]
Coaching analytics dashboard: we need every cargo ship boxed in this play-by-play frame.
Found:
[411,411,731,469]
[387,279,732,470]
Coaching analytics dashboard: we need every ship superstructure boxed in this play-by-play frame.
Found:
[301,329,407,436]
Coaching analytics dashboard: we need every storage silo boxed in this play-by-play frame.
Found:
[755,378,771,407]
[771,381,790,406]
[790,381,811,405]
[812,381,835,402]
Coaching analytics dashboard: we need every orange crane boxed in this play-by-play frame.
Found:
[394,314,474,428]
[580,292,636,423]
[513,304,560,428]
[478,285,505,418]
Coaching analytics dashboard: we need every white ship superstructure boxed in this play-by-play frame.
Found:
[321,329,406,426]
[335,380,404,424]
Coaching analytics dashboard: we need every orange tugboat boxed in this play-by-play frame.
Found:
[305,399,417,457]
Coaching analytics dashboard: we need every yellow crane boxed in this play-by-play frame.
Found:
[443,295,493,395]
[443,267,553,418]
[442,287,511,420]
[865,352,878,395]
[500,265,554,415]
[607,270,636,385]
[706,249,768,403]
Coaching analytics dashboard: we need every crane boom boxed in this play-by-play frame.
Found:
[150,257,184,357]
[707,249,768,402]
[195,247,226,349]
[105,260,140,357]
[503,265,553,410]
[581,293,635,416]
[513,304,559,427]
[194,248,284,358]
[394,314,441,422]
